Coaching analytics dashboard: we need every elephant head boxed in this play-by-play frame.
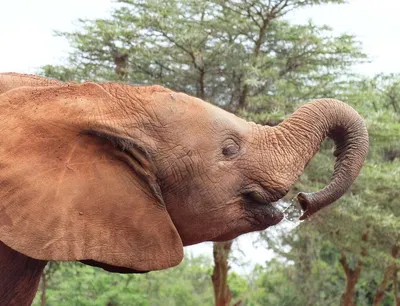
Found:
[0,77,368,273]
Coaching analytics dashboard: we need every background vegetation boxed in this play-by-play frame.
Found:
[33,0,399,305]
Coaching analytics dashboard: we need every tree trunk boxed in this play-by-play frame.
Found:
[394,267,400,306]
[113,51,128,80]
[340,231,368,306]
[211,241,233,306]
[373,263,396,306]
[237,13,270,110]
[199,69,205,100]
[238,84,248,110]
[392,246,400,306]
[341,262,361,306]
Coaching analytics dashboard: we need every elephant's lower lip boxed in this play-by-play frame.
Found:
[239,186,284,227]
[245,201,284,228]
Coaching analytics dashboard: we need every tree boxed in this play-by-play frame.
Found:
[33,255,215,306]
[44,0,364,113]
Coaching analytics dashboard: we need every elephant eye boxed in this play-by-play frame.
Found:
[222,140,240,157]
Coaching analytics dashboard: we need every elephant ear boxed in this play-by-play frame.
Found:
[0,83,183,272]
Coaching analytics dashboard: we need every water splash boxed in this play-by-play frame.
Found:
[274,198,304,231]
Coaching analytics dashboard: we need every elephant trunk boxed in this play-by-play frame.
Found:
[276,99,369,219]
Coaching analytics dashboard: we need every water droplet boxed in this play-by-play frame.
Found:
[273,198,304,231]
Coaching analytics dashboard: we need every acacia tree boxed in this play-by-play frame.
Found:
[41,1,366,305]
[43,0,363,112]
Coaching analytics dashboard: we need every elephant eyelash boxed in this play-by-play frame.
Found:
[221,138,241,157]
[222,144,239,156]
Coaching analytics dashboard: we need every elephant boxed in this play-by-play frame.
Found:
[0,73,369,305]
[0,72,64,94]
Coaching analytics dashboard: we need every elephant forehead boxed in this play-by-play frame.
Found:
[150,92,251,141]
[155,92,244,122]
[202,101,249,130]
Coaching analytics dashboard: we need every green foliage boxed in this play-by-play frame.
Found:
[42,0,365,112]
[33,255,215,306]
[247,261,300,306]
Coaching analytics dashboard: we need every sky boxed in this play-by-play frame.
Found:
[1,0,400,270]
[2,0,400,75]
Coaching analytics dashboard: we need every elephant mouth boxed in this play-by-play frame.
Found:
[241,184,284,206]
[240,186,285,227]
[209,188,285,243]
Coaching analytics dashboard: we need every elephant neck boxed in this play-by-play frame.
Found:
[0,241,47,306]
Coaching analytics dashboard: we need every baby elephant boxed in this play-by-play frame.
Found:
[0,73,368,305]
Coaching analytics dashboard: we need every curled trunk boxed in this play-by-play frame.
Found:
[276,99,369,219]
